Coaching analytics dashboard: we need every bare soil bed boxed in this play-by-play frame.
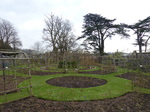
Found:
[117,72,150,88]
[0,75,28,95]
[79,66,115,75]
[30,71,63,76]
[0,92,150,112]
[46,76,107,88]
[79,70,114,75]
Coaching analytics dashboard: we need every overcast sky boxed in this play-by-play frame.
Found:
[1,0,150,52]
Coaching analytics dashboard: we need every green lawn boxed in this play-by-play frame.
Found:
[25,73,132,101]
[0,67,149,104]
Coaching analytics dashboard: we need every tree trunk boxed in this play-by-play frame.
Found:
[137,36,142,53]
[100,37,104,55]
[145,37,150,52]
[145,44,147,52]
[139,44,142,53]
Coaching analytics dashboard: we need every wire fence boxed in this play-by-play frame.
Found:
[100,53,150,73]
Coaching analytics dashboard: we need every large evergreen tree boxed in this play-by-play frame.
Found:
[78,13,128,56]
[124,16,150,52]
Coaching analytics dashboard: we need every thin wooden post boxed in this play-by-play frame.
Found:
[13,59,18,92]
[2,60,7,102]
[28,59,33,96]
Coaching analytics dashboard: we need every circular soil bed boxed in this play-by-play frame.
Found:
[46,76,107,88]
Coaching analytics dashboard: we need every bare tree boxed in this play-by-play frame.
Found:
[43,14,76,59]
[0,18,22,50]
[11,36,22,50]
[31,41,45,54]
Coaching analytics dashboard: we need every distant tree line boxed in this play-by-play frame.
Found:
[1,13,150,57]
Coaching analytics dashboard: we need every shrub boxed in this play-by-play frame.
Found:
[58,61,64,68]
[58,61,78,69]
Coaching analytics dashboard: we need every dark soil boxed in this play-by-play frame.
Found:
[117,72,150,88]
[46,76,107,88]
[0,92,150,112]
[79,66,115,75]
[30,71,64,76]
[79,70,115,75]
[0,75,28,95]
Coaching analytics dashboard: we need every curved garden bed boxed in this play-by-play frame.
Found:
[117,72,150,89]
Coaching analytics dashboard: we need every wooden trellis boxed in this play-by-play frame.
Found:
[0,50,32,103]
